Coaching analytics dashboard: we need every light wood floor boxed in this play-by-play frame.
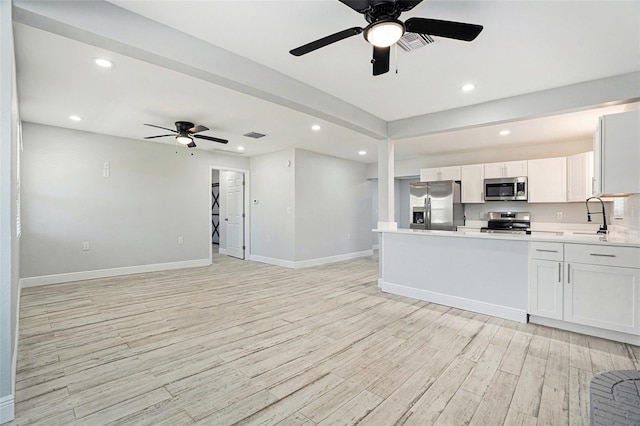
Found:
[11,253,640,425]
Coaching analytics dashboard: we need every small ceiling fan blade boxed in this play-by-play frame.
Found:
[372,46,390,76]
[405,17,483,41]
[337,0,371,13]
[194,134,229,144]
[187,141,197,148]
[144,134,174,139]
[144,123,177,133]
[188,124,209,134]
[396,0,423,12]
[290,27,363,56]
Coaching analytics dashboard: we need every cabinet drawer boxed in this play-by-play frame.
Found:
[530,242,564,261]
[565,244,640,268]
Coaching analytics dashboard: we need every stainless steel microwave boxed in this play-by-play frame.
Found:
[484,177,528,201]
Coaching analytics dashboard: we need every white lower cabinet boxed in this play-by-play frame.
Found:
[529,242,564,320]
[564,262,640,334]
[529,242,640,337]
[529,258,564,320]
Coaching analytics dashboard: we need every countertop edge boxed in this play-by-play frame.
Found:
[372,228,640,247]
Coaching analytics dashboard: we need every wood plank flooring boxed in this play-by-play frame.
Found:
[10,253,640,425]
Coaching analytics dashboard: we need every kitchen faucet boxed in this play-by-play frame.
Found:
[585,196,608,234]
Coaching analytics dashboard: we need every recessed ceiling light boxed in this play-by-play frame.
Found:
[237,146,245,151]
[461,83,475,92]
[499,129,511,136]
[68,115,82,121]
[94,58,114,68]
[358,150,367,156]
[311,124,321,131]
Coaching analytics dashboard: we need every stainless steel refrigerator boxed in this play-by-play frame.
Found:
[409,181,464,230]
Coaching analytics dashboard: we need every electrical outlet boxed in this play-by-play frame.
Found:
[82,241,90,251]
[556,211,563,220]
[177,236,183,245]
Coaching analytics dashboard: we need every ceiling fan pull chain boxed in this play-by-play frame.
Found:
[395,43,398,74]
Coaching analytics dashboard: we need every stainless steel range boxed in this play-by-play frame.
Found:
[480,212,531,234]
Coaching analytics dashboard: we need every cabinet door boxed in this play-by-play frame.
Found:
[564,262,640,334]
[599,110,640,195]
[504,160,528,177]
[567,152,593,202]
[420,168,440,182]
[461,164,485,203]
[529,259,563,320]
[484,162,505,179]
[592,126,602,196]
[527,157,567,203]
[439,166,461,181]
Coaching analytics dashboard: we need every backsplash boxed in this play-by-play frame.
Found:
[464,201,612,225]
[611,194,640,231]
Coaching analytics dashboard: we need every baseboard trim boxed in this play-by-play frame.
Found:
[372,244,380,250]
[529,315,640,346]
[250,250,374,269]
[293,250,374,269]
[249,255,296,268]
[0,394,14,424]
[381,281,527,323]
[19,259,211,288]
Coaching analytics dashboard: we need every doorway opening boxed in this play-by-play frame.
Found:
[210,166,250,263]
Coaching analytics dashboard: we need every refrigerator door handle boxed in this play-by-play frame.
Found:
[426,197,432,229]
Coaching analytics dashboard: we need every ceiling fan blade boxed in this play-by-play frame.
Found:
[187,141,197,148]
[193,134,229,144]
[144,123,177,133]
[396,0,423,12]
[144,134,174,139]
[337,0,370,13]
[290,27,363,56]
[188,124,209,134]
[405,17,483,41]
[372,46,390,76]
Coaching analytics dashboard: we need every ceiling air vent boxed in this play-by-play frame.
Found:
[243,131,266,139]
[397,33,435,52]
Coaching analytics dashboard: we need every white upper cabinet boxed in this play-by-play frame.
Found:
[593,110,640,196]
[484,160,528,178]
[460,164,485,203]
[527,157,567,203]
[420,166,461,182]
[567,151,593,202]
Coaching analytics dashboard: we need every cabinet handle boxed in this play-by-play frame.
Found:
[591,177,596,195]
[558,262,562,283]
[567,264,571,284]
[590,253,616,258]
[536,249,558,253]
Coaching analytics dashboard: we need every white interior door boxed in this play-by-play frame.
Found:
[225,171,245,259]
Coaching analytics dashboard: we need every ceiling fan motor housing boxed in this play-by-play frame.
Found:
[175,121,195,131]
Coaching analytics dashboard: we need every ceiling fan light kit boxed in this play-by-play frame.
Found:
[176,134,193,145]
[289,0,483,76]
[365,20,404,47]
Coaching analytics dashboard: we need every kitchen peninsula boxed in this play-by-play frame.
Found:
[375,228,640,345]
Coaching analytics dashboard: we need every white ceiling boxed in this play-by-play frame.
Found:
[12,0,640,163]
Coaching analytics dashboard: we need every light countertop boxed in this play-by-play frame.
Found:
[373,228,640,248]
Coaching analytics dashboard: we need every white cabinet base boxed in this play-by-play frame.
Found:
[529,315,640,346]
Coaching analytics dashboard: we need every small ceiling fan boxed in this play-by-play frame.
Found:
[289,0,483,76]
[143,121,228,148]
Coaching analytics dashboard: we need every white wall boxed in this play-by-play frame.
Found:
[249,149,296,262]
[0,1,19,420]
[294,149,372,261]
[20,123,248,280]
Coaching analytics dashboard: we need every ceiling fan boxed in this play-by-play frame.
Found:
[289,0,483,76]
[143,121,228,148]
